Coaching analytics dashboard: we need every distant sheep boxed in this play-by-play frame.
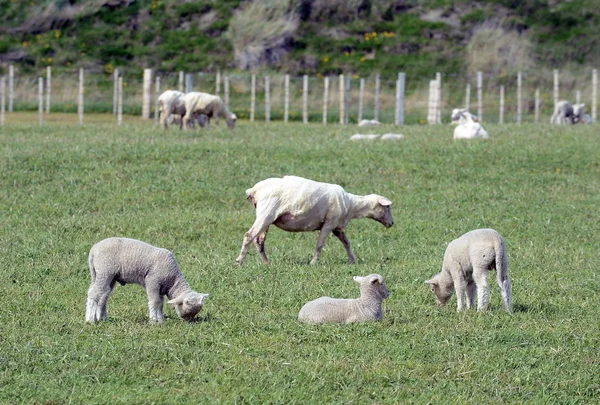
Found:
[571,103,586,124]
[182,92,237,129]
[236,175,393,265]
[358,119,381,127]
[550,100,576,124]
[298,274,389,324]
[158,90,186,130]
[350,133,404,141]
[86,237,209,324]
[425,229,512,312]
[453,110,489,139]
[450,108,478,125]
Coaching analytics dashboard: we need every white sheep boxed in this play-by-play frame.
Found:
[450,108,478,125]
[425,228,512,312]
[350,133,404,141]
[182,91,237,129]
[358,119,381,127]
[571,103,586,124]
[236,175,394,265]
[453,110,489,139]
[550,100,576,124]
[158,90,186,130]
[85,237,209,324]
[298,274,389,324]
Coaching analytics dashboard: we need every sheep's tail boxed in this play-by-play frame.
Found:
[245,188,257,208]
[495,235,512,312]
[88,249,96,283]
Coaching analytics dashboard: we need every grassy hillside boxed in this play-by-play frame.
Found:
[0,0,598,78]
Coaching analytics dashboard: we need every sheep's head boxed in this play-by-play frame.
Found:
[226,113,237,129]
[572,103,585,123]
[354,274,390,299]
[367,195,394,228]
[424,274,454,306]
[168,292,209,321]
[450,108,465,124]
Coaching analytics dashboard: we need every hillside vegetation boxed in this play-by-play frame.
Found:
[0,0,598,78]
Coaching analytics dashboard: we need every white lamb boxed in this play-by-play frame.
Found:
[236,175,394,265]
[453,110,489,139]
[425,228,512,312]
[550,100,576,124]
[450,108,478,125]
[182,91,237,129]
[358,119,381,127]
[571,103,585,124]
[298,274,389,324]
[85,237,209,324]
[158,90,186,130]
[350,133,404,141]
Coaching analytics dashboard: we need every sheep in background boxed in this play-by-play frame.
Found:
[298,274,389,324]
[86,237,209,324]
[571,103,586,124]
[550,100,576,124]
[158,90,186,130]
[358,119,381,127]
[425,229,512,312]
[450,108,478,125]
[350,134,404,141]
[236,175,394,265]
[182,91,237,129]
[453,110,489,139]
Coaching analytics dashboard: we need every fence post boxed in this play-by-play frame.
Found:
[358,78,365,123]
[178,71,184,93]
[265,76,271,123]
[0,76,4,126]
[216,70,221,97]
[535,88,540,123]
[78,68,84,126]
[499,85,504,124]
[323,76,329,124]
[477,71,483,122]
[396,72,405,126]
[117,77,123,126]
[303,75,309,124]
[436,72,442,123]
[517,71,522,124]
[143,68,152,119]
[465,83,470,111]
[185,73,193,93]
[592,69,597,122]
[284,74,289,123]
[576,90,581,105]
[427,80,436,124]
[154,76,161,126]
[224,76,229,109]
[374,74,380,121]
[344,75,351,124]
[46,66,51,114]
[553,69,559,108]
[38,77,43,127]
[250,74,255,122]
[8,65,14,112]
[339,74,345,125]
[113,69,119,115]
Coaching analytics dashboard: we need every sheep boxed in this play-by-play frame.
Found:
[85,237,209,324]
[298,274,389,324]
[380,133,404,140]
[425,228,512,312]
[358,119,381,127]
[350,133,404,141]
[453,110,489,139]
[158,90,186,130]
[450,108,478,125]
[236,175,394,265]
[182,91,237,129]
[571,103,586,124]
[550,100,576,124]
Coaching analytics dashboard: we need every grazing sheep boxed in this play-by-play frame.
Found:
[85,237,209,324]
[571,103,585,124]
[236,175,394,265]
[182,91,237,129]
[358,119,381,127]
[453,110,489,139]
[298,274,389,324]
[158,90,186,130]
[550,100,576,124]
[350,133,404,141]
[380,133,404,140]
[425,229,512,312]
[450,108,478,125]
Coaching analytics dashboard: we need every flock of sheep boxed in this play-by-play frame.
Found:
[85,175,512,326]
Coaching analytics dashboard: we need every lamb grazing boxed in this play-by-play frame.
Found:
[158,90,186,130]
[453,110,489,139]
[182,91,237,129]
[298,274,389,324]
[450,108,478,125]
[550,100,576,124]
[425,228,512,312]
[571,103,585,124]
[358,119,381,126]
[85,237,209,324]
[236,175,393,265]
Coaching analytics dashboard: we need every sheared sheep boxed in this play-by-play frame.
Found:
[158,90,186,130]
[453,110,489,139]
[236,175,394,265]
[85,237,209,324]
[425,228,512,312]
[182,91,237,129]
[450,108,478,125]
[298,274,389,324]
[550,100,576,124]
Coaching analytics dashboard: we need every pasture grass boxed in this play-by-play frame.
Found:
[0,117,598,404]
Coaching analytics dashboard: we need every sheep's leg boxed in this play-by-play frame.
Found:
[332,229,356,264]
[237,213,276,265]
[147,287,165,323]
[86,279,115,323]
[182,112,194,130]
[473,268,490,311]
[466,281,476,309]
[454,279,467,312]
[497,276,512,312]
[310,225,335,265]
[254,227,270,264]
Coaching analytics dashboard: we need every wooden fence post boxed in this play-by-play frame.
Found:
[396,72,405,125]
[303,75,309,124]
[576,90,581,105]
[553,69,559,108]
[113,69,119,115]
[178,71,184,93]
[284,74,289,123]
[38,77,43,127]
[344,76,351,124]
[117,77,123,126]
[477,71,483,122]
[216,70,221,97]
[143,68,152,119]
[0,76,4,126]
[592,69,597,122]
[250,74,255,122]
[154,76,161,126]
[339,74,345,124]
[185,73,193,93]
[8,64,13,112]
[46,66,51,114]
[323,76,329,124]
[436,72,442,123]
[78,68,84,126]
[265,76,271,123]
[427,80,436,124]
[499,85,504,124]
[224,76,229,109]
[535,88,540,123]
[465,83,470,111]
[358,78,365,123]
[374,74,380,121]
[517,71,522,124]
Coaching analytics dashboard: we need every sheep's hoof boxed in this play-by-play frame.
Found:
[235,257,245,265]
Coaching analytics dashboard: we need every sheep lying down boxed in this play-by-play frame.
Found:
[298,274,390,324]
[86,237,209,324]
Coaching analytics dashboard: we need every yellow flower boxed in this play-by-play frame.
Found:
[322,56,329,63]
[54,30,62,39]
[360,57,365,62]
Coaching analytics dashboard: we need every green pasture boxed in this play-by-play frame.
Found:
[0,117,598,403]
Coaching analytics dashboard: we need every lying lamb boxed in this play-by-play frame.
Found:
[453,110,489,139]
[350,133,404,141]
[182,91,237,129]
[450,108,478,125]
[158,90,186,130]
[86,237,209,324]
[425,228,512,312]
[236,175,394,265]
[550,100,577,124]
[298,274,389,324]
[358,119,381,127]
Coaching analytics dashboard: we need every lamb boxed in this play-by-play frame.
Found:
[550,100,576,124]
[453,110,489,139]
[450,108,478,125]
[425,228,512,312]
[158,90,186,130]
[571,103,585,124]
[85,237,209,324]
[182,91,237,129]
[350,133,404,141]
[298,274,389,324]
[358,119,381,127]
[236,175,394,265]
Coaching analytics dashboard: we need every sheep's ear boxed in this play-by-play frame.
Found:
[370,276,380,285]
[424,279,436,286]
[167,296,185,305]
[378,198,392,206]
[353,276,363,283]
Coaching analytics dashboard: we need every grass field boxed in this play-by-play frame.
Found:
[0,116,598,404]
